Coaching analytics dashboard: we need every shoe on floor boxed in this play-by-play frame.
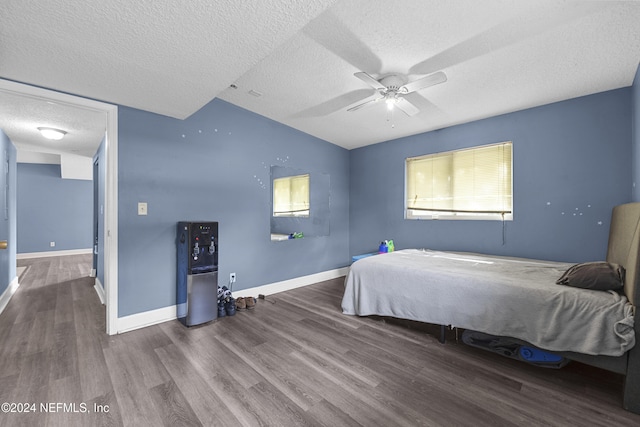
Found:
[218,301,226,318]
[235,297,246,310]
[245,296,256,310]
[225,298,236,316]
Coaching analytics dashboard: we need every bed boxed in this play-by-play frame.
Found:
[342,202,640,413]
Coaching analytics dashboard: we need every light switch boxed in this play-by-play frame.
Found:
[138,202,148,216]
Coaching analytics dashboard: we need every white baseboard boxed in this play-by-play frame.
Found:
[115,267,349,334]
[17,248,92,259]
[0,276,19,316]
[94,277,105,305]
[90,268,96,278]
[231,267,349,298]
[117,305,177,334]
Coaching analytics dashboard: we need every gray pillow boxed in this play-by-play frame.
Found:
[556,261,625,291]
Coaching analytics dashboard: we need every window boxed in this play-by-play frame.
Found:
[405,141,512,220]
[273,174,310,217]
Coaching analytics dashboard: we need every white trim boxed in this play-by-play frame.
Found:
[0,78,119,336]
[115,267,349,334]
[232,267,349,298]
[90,268,96,278]
[94,277,106,305]
[0,277,19,316]
[117,305,177,334]
[105,106,118,336]
[17,248,92,259]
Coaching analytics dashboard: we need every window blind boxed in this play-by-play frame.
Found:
[406,142,512,219]
[273,174,310,216]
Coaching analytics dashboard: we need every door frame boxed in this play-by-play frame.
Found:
[92,157,99,279]
[0,79,119,335]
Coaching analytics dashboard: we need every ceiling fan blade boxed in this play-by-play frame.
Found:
[289,89,377,119]
[400,71,447,94]
[395,97,420,117]
[354,72,386,91]
[346,96,381,112]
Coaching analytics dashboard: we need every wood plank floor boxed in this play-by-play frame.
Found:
[2,255,640,426]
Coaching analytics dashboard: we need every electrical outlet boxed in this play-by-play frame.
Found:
[50,241,55,247]
[137,202,148,216]
[230,272,236,284]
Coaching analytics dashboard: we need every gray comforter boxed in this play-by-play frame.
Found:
[342,249,635,356]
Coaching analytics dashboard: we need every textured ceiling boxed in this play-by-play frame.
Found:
[1,0,338,119]
[1,0,640,155]
[220,0,640,149]
[0,90,105,158]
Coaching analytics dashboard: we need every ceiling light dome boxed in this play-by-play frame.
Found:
[384,93,398,110]
[38,127,67,140]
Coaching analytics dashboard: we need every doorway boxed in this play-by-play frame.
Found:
[0,79,119,335]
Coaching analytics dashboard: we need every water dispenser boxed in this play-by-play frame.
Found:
[176,221,218,326]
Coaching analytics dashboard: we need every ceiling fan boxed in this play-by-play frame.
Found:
[347,71,447,116]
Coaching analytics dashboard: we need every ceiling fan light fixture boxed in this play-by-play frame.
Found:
[349,70,447,117]
[38,127,67,140]
[385,93,398,110]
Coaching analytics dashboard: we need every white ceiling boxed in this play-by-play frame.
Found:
[1,0,640,154]
[0,89,106,159]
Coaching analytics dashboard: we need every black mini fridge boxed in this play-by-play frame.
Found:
[176,222,218,326]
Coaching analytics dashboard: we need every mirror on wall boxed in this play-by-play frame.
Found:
[270,165,330,241]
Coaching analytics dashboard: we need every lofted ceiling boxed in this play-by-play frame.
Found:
[1,0,640,155]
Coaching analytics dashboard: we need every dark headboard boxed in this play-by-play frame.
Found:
[607,202,640,308]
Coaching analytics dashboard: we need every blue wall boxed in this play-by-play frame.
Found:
[0,130,17,295]
[350,88,632,263]
[117,99,350,317]
[633,63,640,202]
[17,163,93,253]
